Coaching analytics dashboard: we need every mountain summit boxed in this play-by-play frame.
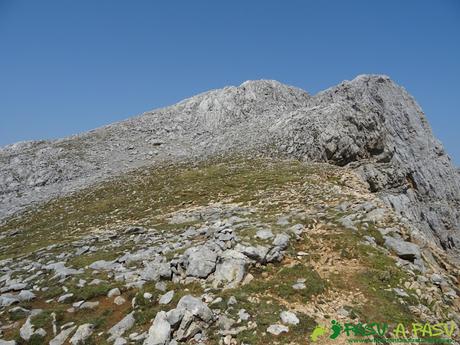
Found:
[1,75,458,253]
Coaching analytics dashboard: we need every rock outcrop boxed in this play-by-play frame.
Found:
[271,75,460,251]
[0,75,459,254]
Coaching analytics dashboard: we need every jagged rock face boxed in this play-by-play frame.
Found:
[271,75,460,250]
[0,75,459,253]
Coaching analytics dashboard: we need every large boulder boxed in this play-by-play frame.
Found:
[383,236,421,262]
[213,250,247,288]
[176,295,213,323]
[108,312,136,341]
[144,311,171,345]
[183,246,217,278]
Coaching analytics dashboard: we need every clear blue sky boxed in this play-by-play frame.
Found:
[1,1,459,164]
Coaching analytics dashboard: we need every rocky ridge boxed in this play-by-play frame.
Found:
[1,75,459,254]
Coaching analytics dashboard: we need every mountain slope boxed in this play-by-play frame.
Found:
[0,75,459,255]
[0,157,459,344]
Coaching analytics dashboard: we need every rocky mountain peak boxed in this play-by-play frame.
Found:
[0,75,459,254]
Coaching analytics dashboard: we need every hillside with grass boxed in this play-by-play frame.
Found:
[1,157,459,345]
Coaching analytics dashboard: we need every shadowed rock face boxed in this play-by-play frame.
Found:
[0,75,459,252]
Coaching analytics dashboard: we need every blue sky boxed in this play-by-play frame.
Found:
[0,1,459,164]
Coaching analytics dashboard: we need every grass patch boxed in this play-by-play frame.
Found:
[68,250,120,268]
[0,157,335,260]
[326,226,417,325]
[31,311,52,329]
[69,282,112,301]
[207,262,323,344]
[352,268,416,323]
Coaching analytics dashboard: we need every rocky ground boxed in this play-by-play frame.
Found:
[0,157,459,344]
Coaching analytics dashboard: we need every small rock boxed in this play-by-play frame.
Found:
[49,326,76,345]
[89,260,118,271]
[255,229,273,240]
[108,288,121,298]
[17,290,35,302]
[0,294,19,307]
[289,224,304,236]
[430,273,443,285]
[58,293,74,303]
[292,282,306,290]
[19,317,35,340]
[238,309,250,321]
[217,315,236,331]
[227,296,237,305]
[124,226,146,235]
[337,307,349,318]
[211,297,223,305]
[223,335,233,345]
[234,244,269,263]
[70,324,94,345]
[280,311,299,325]
[79,301,99,309]
[339,215,357,231]
[213,250,247,288]
[45,262,83,278]
[166,308,185,327]
[72,301,85,308]
[61,322,75,330]
[130,332,147,341]
[155,281,167,292]
[175,310,202,341]
[114,296,126,305]
[159,291,174,305]
[267,324,289,335]
[277,216,290,226]
[0,283,27,293]
[393,288,409,298]
[272,233,290,248]
[141,262,172,281]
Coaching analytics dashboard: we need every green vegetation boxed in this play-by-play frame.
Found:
[31,311,53,329]
[0,157,332,259]
[325,223,418,324]
[24,334,45,345]
[69,282,113,301]
[236,264,326,303]
[68,250,120,269]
